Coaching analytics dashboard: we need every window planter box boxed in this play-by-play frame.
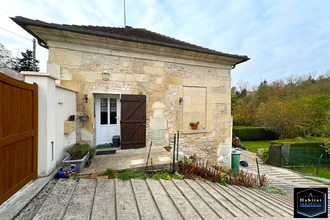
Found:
[64,121,76,133]
[62,152,90,173]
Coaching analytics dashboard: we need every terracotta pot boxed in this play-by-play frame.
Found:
[191,124,198,130]
[164,147,171,152]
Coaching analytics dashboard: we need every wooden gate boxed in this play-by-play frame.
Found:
[120,94,146,149]
[0,72,38,205]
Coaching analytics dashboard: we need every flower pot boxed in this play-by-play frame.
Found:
[164,146,172,152]
[62,152,90,173]
[58,164,77,178]
[190,124,198,130]
[79,115,89,122]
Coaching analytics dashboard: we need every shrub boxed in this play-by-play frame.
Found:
[103,169,119,179]
[261,148,269,162]
[225,169,268,187]
[233,126,278,141]
[304,176,330,184]
[118,170,148,181]
[271,137,328,145]
[172,174,183,180]
[179,155,225,183]
[152,172,172,180]
[65,143,90,160]
[259,185,287,195]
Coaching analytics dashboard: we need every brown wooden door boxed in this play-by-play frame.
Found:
[120,94,146,149]
[0,72,38,205]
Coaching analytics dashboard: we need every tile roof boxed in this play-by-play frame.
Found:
[70,24,212,52]
[11,16,249,63]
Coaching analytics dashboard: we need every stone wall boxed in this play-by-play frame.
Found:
[47,41,233,165]
[0,67,24,81]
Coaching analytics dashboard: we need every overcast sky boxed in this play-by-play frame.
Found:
[1,0,329,88]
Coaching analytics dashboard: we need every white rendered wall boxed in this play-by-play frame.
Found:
[23,72,56,176]
[55,86,76,165]
[22,71,76,177]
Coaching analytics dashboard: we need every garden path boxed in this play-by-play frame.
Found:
[16,178,294,220]
[240,149,329,207]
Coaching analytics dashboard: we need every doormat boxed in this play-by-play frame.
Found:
[96,150,116,155]
[96,144,114,149]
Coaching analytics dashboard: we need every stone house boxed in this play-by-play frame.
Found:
[13,16,249,165]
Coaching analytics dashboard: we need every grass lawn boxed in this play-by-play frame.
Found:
[241,140,273,153]
[290,165,330,179]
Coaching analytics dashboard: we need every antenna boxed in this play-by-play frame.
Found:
[124,0,126,27]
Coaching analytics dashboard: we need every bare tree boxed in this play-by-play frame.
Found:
[0,43,16,68]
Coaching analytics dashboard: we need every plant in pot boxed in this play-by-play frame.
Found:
[164,145,172,152]
[63,143,91,172]
[189,121,200,130]
[86,146,96,168]
[58,163,77,178]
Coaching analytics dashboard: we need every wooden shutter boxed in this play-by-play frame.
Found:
[120,94,146,149]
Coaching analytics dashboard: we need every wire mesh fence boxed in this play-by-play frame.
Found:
[268,143,329,167]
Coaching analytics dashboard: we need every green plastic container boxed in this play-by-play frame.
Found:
[231,149,241,172]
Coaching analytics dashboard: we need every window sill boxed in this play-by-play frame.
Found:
[182,129,208,134]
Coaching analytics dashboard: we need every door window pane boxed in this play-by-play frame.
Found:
[100,98,108,124]
[110,98,117,124]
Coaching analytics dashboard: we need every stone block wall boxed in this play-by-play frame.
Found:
[47,41,233,165]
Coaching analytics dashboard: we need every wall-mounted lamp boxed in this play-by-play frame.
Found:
[102,70,110,81]
[179,97,183,105]
[83,94,88,103]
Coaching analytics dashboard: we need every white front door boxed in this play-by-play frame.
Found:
[96,95,120,145]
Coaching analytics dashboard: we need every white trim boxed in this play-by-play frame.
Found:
[95,94,120,145]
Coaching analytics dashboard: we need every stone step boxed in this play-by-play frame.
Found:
[19,176,301,219]
[91,179,116,220]
[14,179,58,220]
[115,179,140,220]
[63,179,96,220]
[184,179,235,218]
[146,179,183,220]
[131,179,162,220]
[160,179,201,219]
[172,179,220,220]
[33,178,78,220]
[231,185,293,216]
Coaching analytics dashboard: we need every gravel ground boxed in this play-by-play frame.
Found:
[14,179,58,220]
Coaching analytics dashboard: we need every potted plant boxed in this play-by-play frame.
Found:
[63,143,91,172]
[79,114,89,122]
[86,146,96,167]
[189,121,200,130]
[58,164,77,178]
[164,146,172,152]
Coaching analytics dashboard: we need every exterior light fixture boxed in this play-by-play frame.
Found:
[102,70,110,81]
[179,97,183,105]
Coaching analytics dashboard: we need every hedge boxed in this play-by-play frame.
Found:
[233,126,278,141]
[271,137,328,145]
